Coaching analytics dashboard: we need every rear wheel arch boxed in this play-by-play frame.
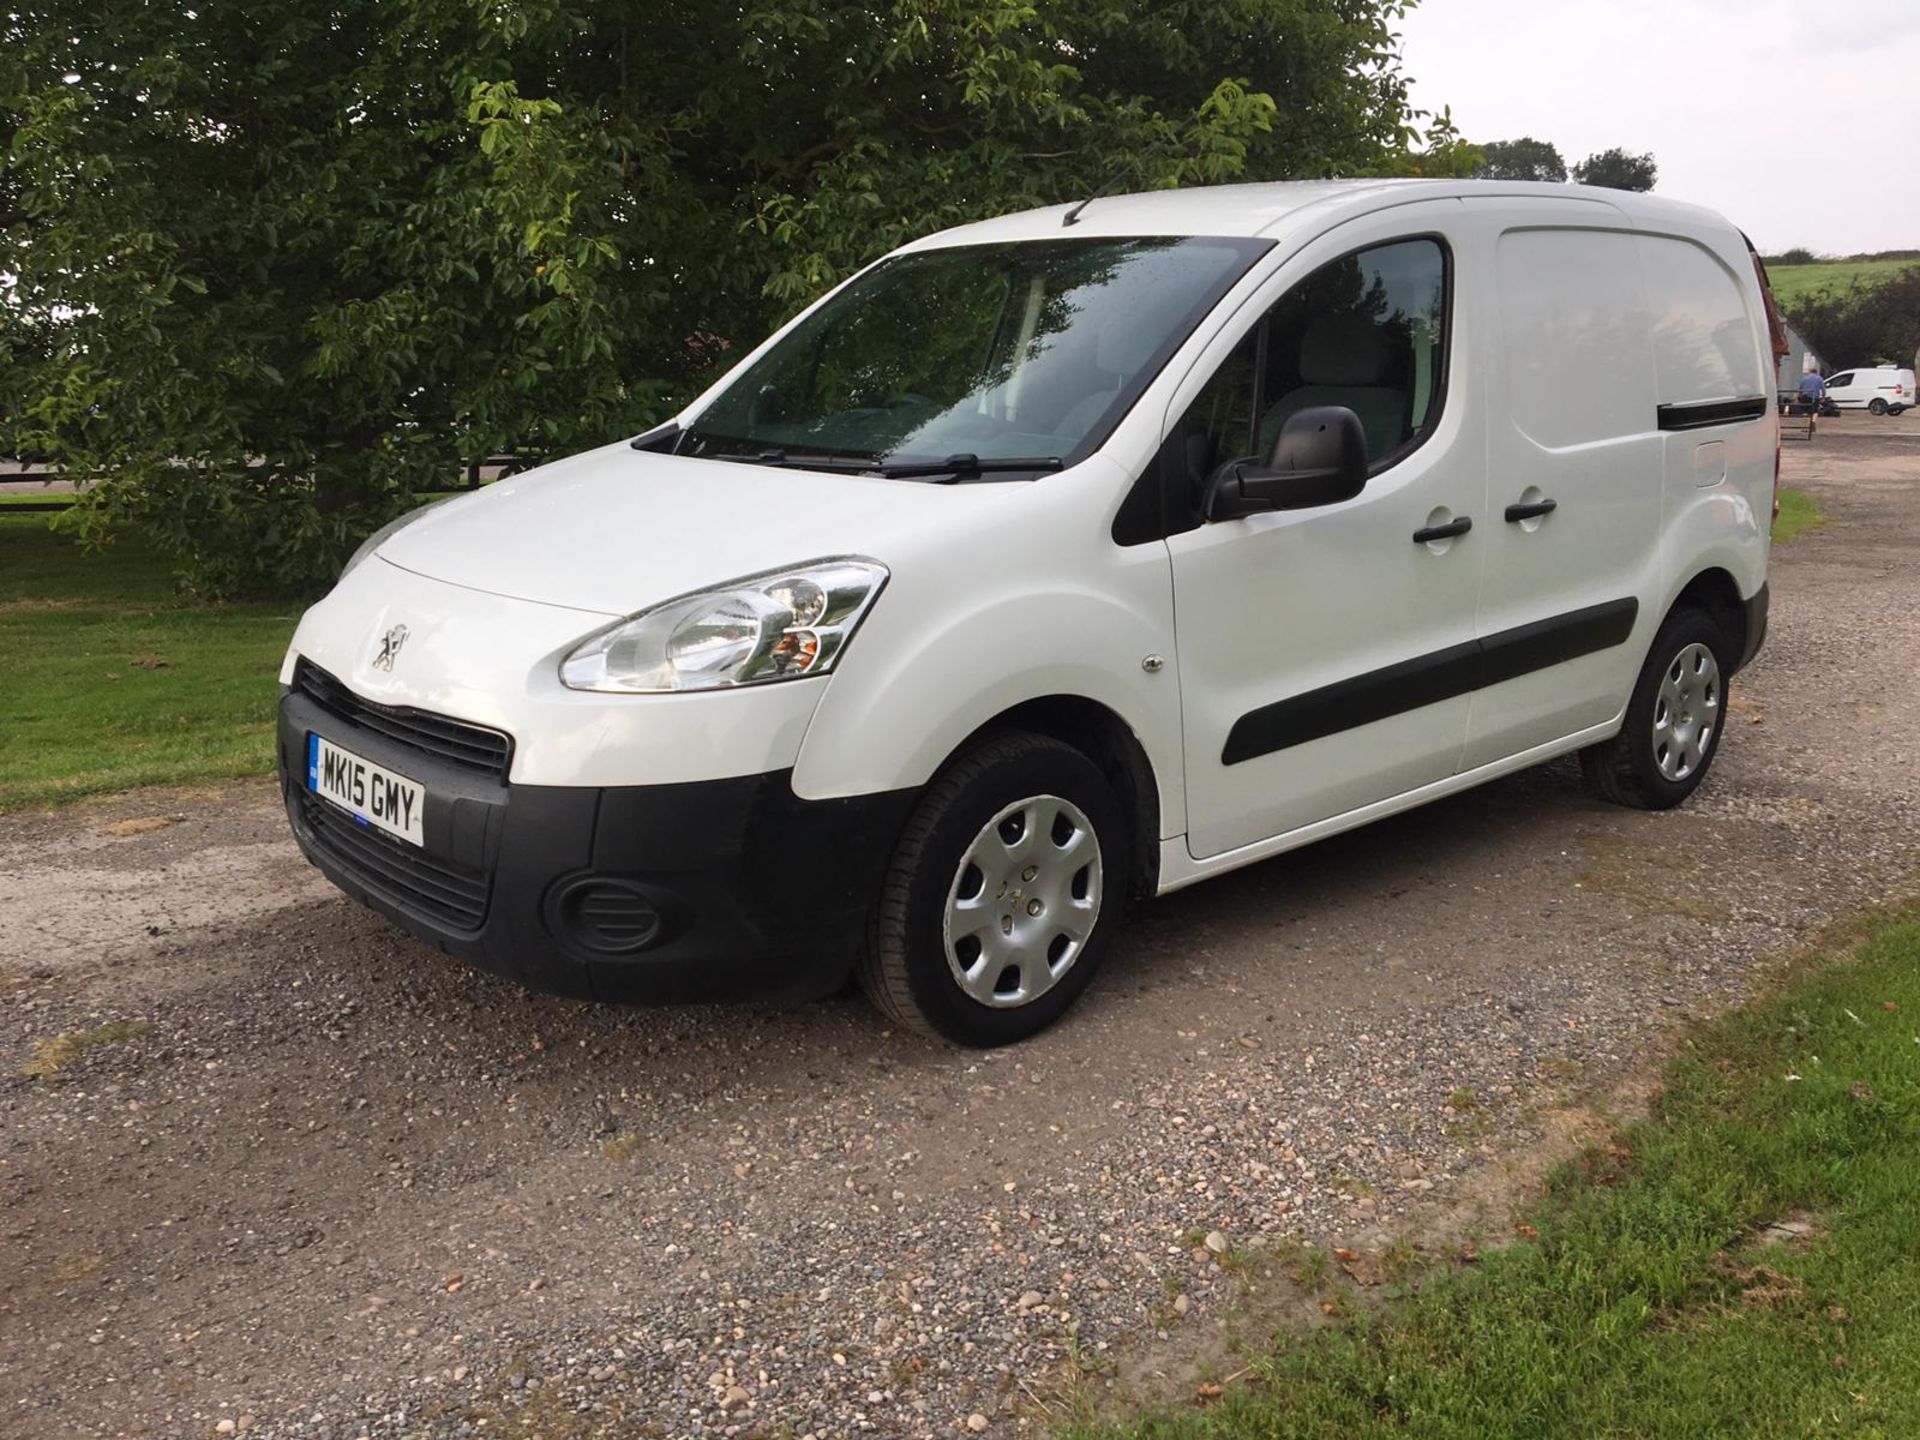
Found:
[1666,567,1747,668]
[1583,604,1731,809]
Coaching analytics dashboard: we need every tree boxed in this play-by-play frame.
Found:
[1370,106,1483,180]
[1474,137,1567,183]
[1572,147,1657,192]
[1,0,1443,597]
[1787,267,1920,372]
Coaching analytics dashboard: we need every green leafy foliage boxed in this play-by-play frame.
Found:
[1474,136,1567,183]
[1782,266,1920,370]
[1,0,1448,597]
[1572,146,1657,192]
[1472,139,1659,192]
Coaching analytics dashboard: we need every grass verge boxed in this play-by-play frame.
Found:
[1073,911,1920,1438]
[0,514,296,812]
[1768,258,1918,307]
[1773,487,1824,544]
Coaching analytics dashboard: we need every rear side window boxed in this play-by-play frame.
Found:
[1159,237,1449,527]
[1637,236,1765,404]
[1496,229,1654,448]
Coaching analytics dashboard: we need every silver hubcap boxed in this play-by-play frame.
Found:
[1653,641,1720,782]
[943,795,1102,1008]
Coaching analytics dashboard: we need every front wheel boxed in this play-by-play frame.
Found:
[1580,607,1731,810]
[858,731,1130,1045]
[1869,398,1889,416]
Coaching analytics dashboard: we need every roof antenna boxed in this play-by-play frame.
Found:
[1062,163,1135,228]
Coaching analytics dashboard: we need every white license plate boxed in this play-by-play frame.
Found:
[307,734,426,847]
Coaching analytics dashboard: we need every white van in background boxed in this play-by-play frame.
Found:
[1824,367,1913,415]
[279,179,1777,1044]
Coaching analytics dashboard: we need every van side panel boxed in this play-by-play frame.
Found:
[1459,211,1666,770]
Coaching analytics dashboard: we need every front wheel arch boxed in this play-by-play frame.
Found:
[937,695,1162,902]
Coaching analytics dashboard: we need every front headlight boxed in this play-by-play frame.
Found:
[559,558,888,693]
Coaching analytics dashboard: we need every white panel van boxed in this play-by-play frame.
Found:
[279,181,1776,1044]
[1824,366,1913,415]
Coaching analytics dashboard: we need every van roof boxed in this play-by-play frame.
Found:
[902,179,1734,251]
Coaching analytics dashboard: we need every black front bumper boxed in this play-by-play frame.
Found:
[278,687,916,1003]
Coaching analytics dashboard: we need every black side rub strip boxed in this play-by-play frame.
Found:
[1222,598,1639,766]
[1656,396,1770,431]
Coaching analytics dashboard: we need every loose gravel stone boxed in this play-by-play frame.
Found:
[1,424,1916,1437]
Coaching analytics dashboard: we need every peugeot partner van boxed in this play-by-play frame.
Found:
[1823,366,1913,415]
[280,180,1775,1045]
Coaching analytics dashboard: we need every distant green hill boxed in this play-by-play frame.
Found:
[1769,258,1918,308]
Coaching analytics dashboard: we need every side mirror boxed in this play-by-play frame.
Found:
[1203,406,1369,521]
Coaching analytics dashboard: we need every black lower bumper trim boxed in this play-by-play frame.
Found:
[279,691,917,1004]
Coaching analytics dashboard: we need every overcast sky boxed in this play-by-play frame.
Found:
[1398,0,1920,255]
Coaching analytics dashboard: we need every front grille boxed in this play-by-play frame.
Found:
[293,660,512,780]
[299,790,491,931]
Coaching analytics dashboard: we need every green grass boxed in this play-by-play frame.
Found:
[0,514,296,812]
[1074,912,1920,1438]
[1768,258,1918,308]
[1773,488,1825,544]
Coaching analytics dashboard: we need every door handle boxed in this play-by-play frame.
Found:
[1412,516,1472,544]
[1504,497,1558,523]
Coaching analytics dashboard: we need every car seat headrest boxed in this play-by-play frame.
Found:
[1299,315,1390,387]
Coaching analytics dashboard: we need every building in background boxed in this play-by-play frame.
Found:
[1776,318,1823,394]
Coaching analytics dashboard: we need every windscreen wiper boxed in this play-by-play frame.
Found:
[710,449,1065,481]
[877,453,1066,480]
[710,449,876,474]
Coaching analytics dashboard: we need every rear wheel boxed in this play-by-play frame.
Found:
[858,731,1130,1045]
[1869,398,1889,416]
[1580,607,1731,810]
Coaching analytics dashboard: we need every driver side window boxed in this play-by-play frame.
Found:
[1165,237,1450,530]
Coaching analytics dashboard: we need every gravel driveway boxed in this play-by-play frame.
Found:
[5,416,1919,1440]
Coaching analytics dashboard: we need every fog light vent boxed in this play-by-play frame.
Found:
[547,876,666,956]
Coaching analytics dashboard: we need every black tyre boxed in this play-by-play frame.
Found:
[858,730,1131,1046]
[1580,607,1731,810]
[1891,405,1908,417]
[1869,398,1889,416]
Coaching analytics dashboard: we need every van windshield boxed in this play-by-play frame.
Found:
[679,236,1271,478]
